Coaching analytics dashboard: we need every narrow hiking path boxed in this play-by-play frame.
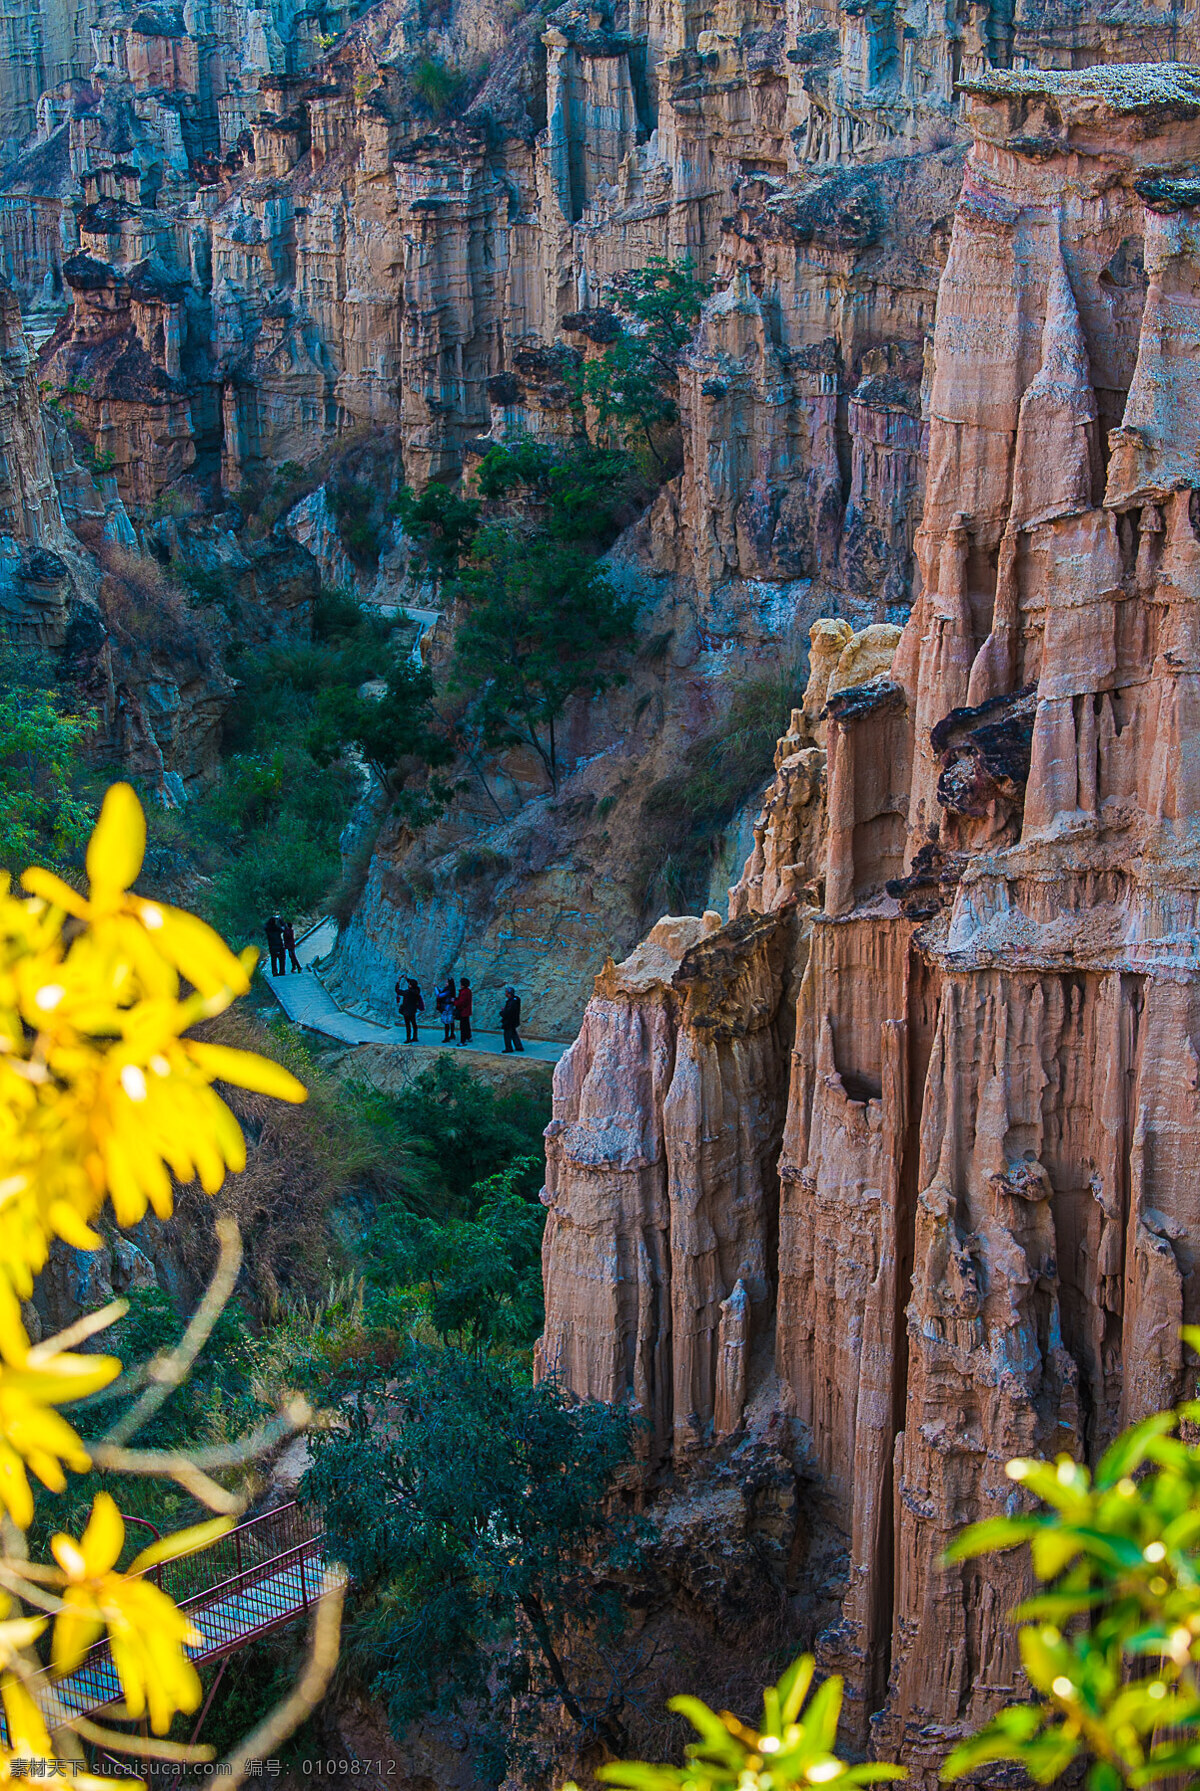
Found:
[261,599,565,1066]
[265,920,567,1064]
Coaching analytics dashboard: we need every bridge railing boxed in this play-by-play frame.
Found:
[156,1500,320,1606]
[22,1501,327,1734]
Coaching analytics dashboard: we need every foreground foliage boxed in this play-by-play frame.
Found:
[0,784,334,1780]
[944,1362,1200,1791]
[572,1654,904,1791]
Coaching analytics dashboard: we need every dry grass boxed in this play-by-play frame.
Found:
[96,543,216,663]
[163,1011,378,1318]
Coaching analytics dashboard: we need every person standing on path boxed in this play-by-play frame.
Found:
[454,978,473,1045]
[264,915,285,977]
[437,977,457,1042]
[398,977,425,1043]
[281,920,301,973]
[500,986,523,1054]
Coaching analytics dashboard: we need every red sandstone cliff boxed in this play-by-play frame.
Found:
[538,62,1200,1778]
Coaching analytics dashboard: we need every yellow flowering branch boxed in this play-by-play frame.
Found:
[0,783,341,1776]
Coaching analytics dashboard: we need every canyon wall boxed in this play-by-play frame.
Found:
[539,62,1200,1778]
[7,0,1199,1032]
[0,0,1021,600]
[0,264,316,793]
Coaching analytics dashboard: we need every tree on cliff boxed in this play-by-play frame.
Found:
[392,478,480,596]
[450,523,637,791]
[576,258,711,476]
[306,657,457,826]
[304,1344,638,1776]
[474,436,637,548]
[0,670,93,869]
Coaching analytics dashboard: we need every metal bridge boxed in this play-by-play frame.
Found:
[13,1502,328,1750]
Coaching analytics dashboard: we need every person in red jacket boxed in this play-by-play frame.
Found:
[454,977,473,1045]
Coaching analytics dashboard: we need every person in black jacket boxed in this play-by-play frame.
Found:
[281,919,302,973]
[264,915,285,976]
[397,977,425,1043]
[500,986,523,1053]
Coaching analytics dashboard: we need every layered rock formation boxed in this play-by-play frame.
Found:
[0,263,316,793]
[2,0,1105,595]
[539,62,1200,1778]
[8,0,1198,1044]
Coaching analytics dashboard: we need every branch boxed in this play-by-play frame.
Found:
[217,1569,346,1786]
[91,1398,314,1489]
[71,1717,215,1762]
[100,1217,243,1448]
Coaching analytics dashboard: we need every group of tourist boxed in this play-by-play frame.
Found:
[263,915,301,975]
[393,976,524,1052]
[262,918,525,1053]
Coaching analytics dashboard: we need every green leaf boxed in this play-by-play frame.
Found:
[1031,1526,1084,1579]
[943,1516,1038,1564]
[1010,1590,1107,1621]
[801,1676,844,1754]
[596,1767,687,1789]
[778,1655,816,1726]
[1096,1413,1178,1487]
[667,1696,744,1762]
[1018,1627,1069,1692]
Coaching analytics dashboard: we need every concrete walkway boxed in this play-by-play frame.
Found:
[265,920,566,1064]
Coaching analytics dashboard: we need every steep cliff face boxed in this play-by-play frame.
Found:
[539,63,1200,1777]
[4,0,1107,598]
[7,0,1195,1038]
[0,265,317,794]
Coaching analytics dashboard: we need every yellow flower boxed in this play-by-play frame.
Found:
[0,1673,110,1789]
[0,784,306,1325]
[0,1329,120,1528]
[51,1494,230,1735]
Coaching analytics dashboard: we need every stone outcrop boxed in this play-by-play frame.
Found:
[17,0,1188,600]
[0,265,316,795]
[538,62,1200,1781]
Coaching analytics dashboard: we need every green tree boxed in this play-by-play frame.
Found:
[0,667,92,869]
[573,1654,905,1791]
[307,658,456,824]
[451,524,636,791]
[474,436,635,547]
[302,1346,638,1772]
[330,480,385,567]
[372,1054,549,1210]
[577,259,711,476]
[943,1341,1200,1791]
[393,479,480,594]
[366,1155,545,1349]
